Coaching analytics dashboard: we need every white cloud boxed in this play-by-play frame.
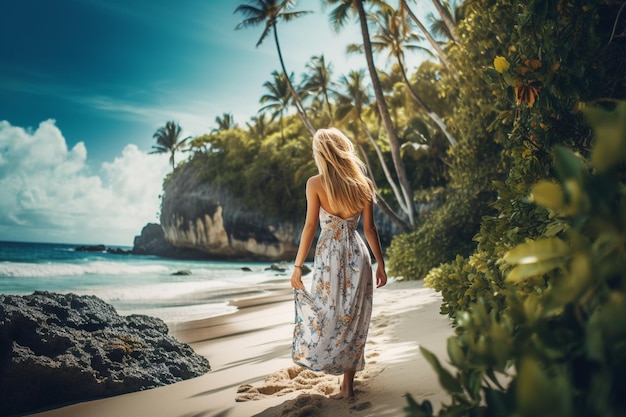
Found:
[0,120,170,246]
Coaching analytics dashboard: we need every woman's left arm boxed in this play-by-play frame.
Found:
[290,178,320,290]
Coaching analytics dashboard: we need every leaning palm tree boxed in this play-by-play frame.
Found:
[259,70,293,142]
[335,69,411,231]
[427,0,458,43]
[398,0,458,78]
[369,7,457,145]
[324,0,415,227]
[234,0,316,136]
[301,55,336,124]
[149,121,190,170]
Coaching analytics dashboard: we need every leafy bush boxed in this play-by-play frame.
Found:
[407,102,626,417]
[424,251,505,318]
[388,186,496,280]
[423,0,625,317]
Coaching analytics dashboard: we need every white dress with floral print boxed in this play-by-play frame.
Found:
[292,206,374,375]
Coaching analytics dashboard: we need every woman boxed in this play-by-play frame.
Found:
[290,127,388,400]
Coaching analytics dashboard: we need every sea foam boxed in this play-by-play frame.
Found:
[0,261,169,278]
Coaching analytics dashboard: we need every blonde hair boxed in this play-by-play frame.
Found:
[312,128,375,214]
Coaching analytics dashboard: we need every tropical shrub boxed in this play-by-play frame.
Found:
[387,185,496,280]
[423,0,626,317]
[406,101,626,417]
[387,0,547,279]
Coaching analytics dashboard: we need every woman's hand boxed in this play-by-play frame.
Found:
[376,267,387,288]
[291,268,305,290]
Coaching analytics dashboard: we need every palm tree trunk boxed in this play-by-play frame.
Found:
[273,26,317,136]
[356,0,414,227]
[396,55,457,146]
[357,143,410,232]
[323,87,334,123]
[359,117,408,214]
[430,0,459,44]
[400,0,458,79]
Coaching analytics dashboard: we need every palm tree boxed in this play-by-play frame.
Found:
[259,70,293,141]
[370,7,457,145]
[212,112,237,133]
[335,70,411,231]
[234,0,316,136]
[324,0,415,227]
[301,55,336,123]
[149,121,191,171]
[398,0,458,78]
[246,113,270,140]
[427,0,458,44]
[149,121,190,170]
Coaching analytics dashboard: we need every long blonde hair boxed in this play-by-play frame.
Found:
[312,128,375,214]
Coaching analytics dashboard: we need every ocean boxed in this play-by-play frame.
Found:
[0,241,291,324]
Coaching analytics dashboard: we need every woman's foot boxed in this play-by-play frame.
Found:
[330,390,354,400]
[330,370,356,400]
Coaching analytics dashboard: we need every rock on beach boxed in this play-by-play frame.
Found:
[0,292,210,416]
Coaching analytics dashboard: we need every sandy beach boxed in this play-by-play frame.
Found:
[28,279,454,417]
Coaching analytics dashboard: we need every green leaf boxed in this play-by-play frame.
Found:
[546,253,592,311]
[553,145,583,182]
[530,180,564,210]
[404,394,434,417]
[506,258,565,283]
[420,346,464,393]
[447,337,466,368]
[485,387,512,417]
[584,102,626,172]
[516,357,572,417]
[503,238,570,265]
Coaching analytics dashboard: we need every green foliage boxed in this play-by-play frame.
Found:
[177,124,314,223]
[388,186,495,280]
[425,0,626,317]
[403,0,626,415]
[386,0,513,279]
[424,252,506,317]
[407,102,626,417]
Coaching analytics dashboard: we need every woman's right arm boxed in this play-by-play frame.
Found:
[362,198,387,288]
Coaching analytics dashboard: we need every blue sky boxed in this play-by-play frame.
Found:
[0,0,430,246]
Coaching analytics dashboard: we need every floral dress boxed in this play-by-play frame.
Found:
[292,206,374,375]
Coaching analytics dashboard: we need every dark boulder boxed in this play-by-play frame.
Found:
[74,244,106,252]
[0,292,210,416]
[106,247,132,255]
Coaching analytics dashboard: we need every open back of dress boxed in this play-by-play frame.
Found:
[292,207,374,375]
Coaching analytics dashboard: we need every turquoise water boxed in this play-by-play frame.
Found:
[0,241,290,323]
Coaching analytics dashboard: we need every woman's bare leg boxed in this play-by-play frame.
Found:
[331,369,356,399]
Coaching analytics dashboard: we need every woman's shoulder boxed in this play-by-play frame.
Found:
[306,175,326,200]
[306,175,322,187]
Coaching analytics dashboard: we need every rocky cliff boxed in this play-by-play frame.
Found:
[157,161,301,261]
[140,158,400,261]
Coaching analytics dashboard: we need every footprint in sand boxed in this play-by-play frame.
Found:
[279,394,325,417]
[236,366,338,402]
